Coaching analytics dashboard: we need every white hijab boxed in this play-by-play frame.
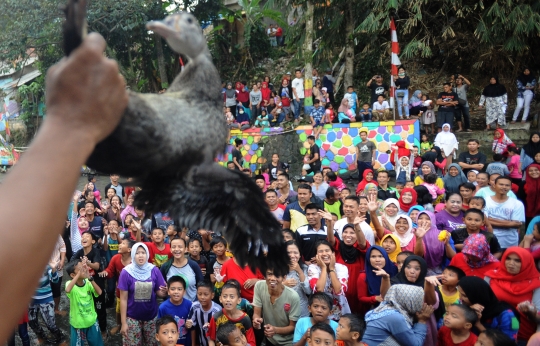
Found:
[434,123,458,156]
[124,242,155,281]
[378,198,401,228]
[392,215,415,247]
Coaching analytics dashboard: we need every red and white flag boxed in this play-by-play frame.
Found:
[390,18,401,111]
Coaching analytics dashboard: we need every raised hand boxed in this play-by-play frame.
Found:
[318,209,333,223]
[353,216,366,225]
[425,275,442,287]
[415,222,429,239]
[367,195,379,212]
[98,271,109,278]
[214,272,226,283]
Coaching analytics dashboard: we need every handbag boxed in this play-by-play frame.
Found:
[458,98,467,106]
[396,91,405,98]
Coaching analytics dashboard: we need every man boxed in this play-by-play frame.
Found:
[252,268,300,346]
[292,69,305,125]
[484,176,525,249]
[265,189,285,224]
[255,175,267,192]
[275,25,284,46]
[376,170,398,200]
[282,184,312,231]
[249,84,262,125]
[295,204,330,263]
[305,135,321,174]
[312,68,320,84]
[333,196,375,246]
[436,82,459,131]
[279,79,293,121]
[355,131,376,181]
[105,174,124,199]
[366,74,388,105]
[268,153,288,181]
[476,173,518,199]
[322,68,336,105]
[231,138,244,170]
[457,139,486,175]
[276,173,297,205]
[226,161,236,170]
[372,95,390,121]
[267,24,277,47]
[452,74,472,132]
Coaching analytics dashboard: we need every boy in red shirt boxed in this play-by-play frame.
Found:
[136,226,172,267]
[437,304,478,346]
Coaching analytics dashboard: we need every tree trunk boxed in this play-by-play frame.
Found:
[154,33,169,89]
[344,2,355,88]
[303,1,314,108]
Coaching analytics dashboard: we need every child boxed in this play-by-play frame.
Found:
[344,86,359,115]
[282,228,295,242]
[395,155,413,185]
[208,236,230,284]
[450,209,500,255]
[327,171,346,191]
[412,146,422,173]
[216,323,248,346]
[486,154,510,176]
[65,259,104,346]
[467,170,478,186]
[307,323,336,346]
[420,133,433,155]
[325,103,336,123]
[520,221,540,256]
[310,99,327,139]
[336,314,366,346]
[396,251,414,272]
[340,188,351,201]
[395,182,405,195]
[293,293,338,346]
[165,224,180,244]
[358,103,372,122]
[29,258,64,344]
[155,315,180,346]
[188,238,209,276]
[103,219,120,265]
[255,110,270,127]
[206,282,256,346]
[506,146,522,184]
[476,329,519,346]
[421,95,436,134]
[226,107,239,129]
[260,165,271,188]
[468,197,493,233]
[438,266,465,310]
[140,227,173,267]
[422,173,444,200]
[437,304,478,346]
[186,281,222,346]
[158,276,194,346]
[492,129,514,155]
[459,182,476,210]
[405,181,415,189]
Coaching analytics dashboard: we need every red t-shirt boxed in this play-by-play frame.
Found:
[207,310,256,346]
[437,326,477,346]
[275,27,283,37]
[220,260,264,303]
[144,242,172,268]
[103,254,127,297]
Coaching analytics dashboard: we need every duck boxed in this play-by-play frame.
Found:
[61,0,288,275]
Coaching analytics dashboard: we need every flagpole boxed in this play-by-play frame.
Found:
[390,16,401,121]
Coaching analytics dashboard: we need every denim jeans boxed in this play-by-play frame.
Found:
[513,90,534,121]
[269,112,285,125]
[396,90,410,118]
[293,98,304,119]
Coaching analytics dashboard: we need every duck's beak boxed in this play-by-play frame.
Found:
[146,20,172,39]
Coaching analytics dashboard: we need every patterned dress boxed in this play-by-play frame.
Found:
[479,93,508,126]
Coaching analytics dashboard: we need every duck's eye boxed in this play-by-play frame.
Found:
[187,17,193,24]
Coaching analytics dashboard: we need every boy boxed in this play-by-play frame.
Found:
[29,257,64,344]
[155,315,180,346]
[71,230,107,338]
[139,226,172,267]
[340,188,351,201]
[405,181,415,189]
[217,323,248,346]
[358,103,372,122]
[65,259,104,346]
[468,197,494,233]
[188,238,209,276]
[437,304,478,346]
[308,323,336,346]
[232,138,244,171]
[344,86,359,115]
[158,276,194,346]
[282,228,295,242]
[438,266,465,310]
[451,208,501,258]
[458,182,476,210]
[103,219,120,263]
[396,251,414,272]
[310,99,327,139]
[395,182,405,195]
[293,293,338,346]
[186,281,222,346]
[208,236,230,284]
[207,282,256,346]
[98,237,134,335]
[486,154,510,177]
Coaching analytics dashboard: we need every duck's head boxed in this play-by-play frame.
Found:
[147,13,206,59]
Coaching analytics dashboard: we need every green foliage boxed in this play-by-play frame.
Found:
[17,75,45,121]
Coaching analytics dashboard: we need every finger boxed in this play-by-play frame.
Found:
[83,32,107,55]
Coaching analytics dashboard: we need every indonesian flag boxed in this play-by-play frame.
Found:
[390,18,401,110]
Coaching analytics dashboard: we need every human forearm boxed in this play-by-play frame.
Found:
[315,271,327,292]
[91,280,102,296]
[65,272,81,293]
[274,324,295,335]
[329,271,342,295]
[414,237,425,257]
[120,291,128,324]
[380,277,390,298]
[87,261,100,271]
[488,218,521,228]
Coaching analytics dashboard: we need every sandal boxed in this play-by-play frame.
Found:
[465,129,473,132]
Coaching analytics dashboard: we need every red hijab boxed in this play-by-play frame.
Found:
[525,164,540,217]
[390,141,411,166]
[261,82,271,101]
[355,169,378,195]
[235,82,249,103]
[494,128,506,143]
[398,188,417,212]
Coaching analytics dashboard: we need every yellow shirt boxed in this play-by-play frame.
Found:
[439,286,460,310]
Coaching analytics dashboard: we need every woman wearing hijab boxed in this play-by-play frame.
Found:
[118,242,167,345]
[224,82,237,118]
[409,90,427,116]
[449,234,499,277]
[434,123,459,170]
[492,128,514,155]
[337,98,353,123]
[357,245,398,315]
[380,234,401,263]
[235,81,250,110]
[362,285,432,346]
[478,76,508,130]
[378,199,400,232]
[355,169,377,196]
[414,162,445,204]
[373,212,423,255]
[485,247,540,343]
[524,164,540,226]
[398,187,417,214]
[407,205,425,228]
[443,163,468,194]
[458,276,519,341]
[520,132,540,175]
[512,67,537,123]
[416,211,455,275]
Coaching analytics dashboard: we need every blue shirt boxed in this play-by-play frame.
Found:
[158,298,193,346]
[310,106,325,122]
[293,317,338,346]
[362,312,427,346]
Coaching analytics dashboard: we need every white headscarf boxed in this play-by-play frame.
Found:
[378,198,401,228]
[434,123,459,157]
[392,215,415,247]
[124,242,155,281]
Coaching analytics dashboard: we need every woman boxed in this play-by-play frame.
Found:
[224,82,237,118]
[435,193,465,231]
[479,76,508,130]
[235,81,250,111]
[417,211,455,275]
[358,196,372,225]
[414,162,444,198]
[422,146,447,174]
[511,67,536,123]
[486,248,540,344]
[260,82,271,107]
[394,66,411,119]
[362,285,432,346]
[357,245,397,314]
[373,211,422,255]
[407,205,425,228]
[307,240,350,320]
[519,132,540,175]
[118,243,167,346]
[312,79,323,103]
[120,193,137,224]
[311,171,329,200]
[397,188,417,214]
[284,241,310,317]
[524,164,540,225]
[434,123,458,170]
[378,199,400,232]
[413,185,435,211]
[337,98,353,123]
[492,129,514,155]
[355,169,377,196]
[263,76,274,92]
[443,163,468,195]
[409,90,427,116]
[104,195,123,224]
[159,237,204,301]
[458,276,519,341]
[449,234,499,277]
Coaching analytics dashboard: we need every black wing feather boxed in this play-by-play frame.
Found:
[61,0,88,56]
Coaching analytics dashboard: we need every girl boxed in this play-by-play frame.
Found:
[449,234,499,278]
[519,132,540,174]
[355,169,377,196]
[434,123,458,170]
[492,129,514,155]
[325,103,336,123]
[337,98,354,123]
[407,205,425,228]
[395,156,413,185]
[415,161,444,203]
[255,109,270,127]
[421,95,436,134]
[420,133,433,155]
[225,107,238,129]
[357,246,397,313]
[506,146,522,185]
[478,76,508,130]
[467,169,478,185]
[284,241,310,317]
[422,173,445,200]
[443,164,468,194]
[380,234,401,264]
[511,67,536,123]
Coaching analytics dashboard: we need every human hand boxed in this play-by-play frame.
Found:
[98,271,109,278]
[416,303,435,322]
[283,278,298,288]
[315,255,325,269]
[353,216,366,225]
[328,253,336,271]
[367,195,379,212]
[470,304,484,320]
[318,209,333,223]
[104,225,109,236]
[524,234,534,244]
[415,222,429,239]
[425,275,442,287]
[186,319,193,329]
[253,317,263,329]
[517,301,537,317]
[264,324,275,338]
[158,285,168,296]
[121,323,128,337]
[372,267,389,279]
[48,258,60,272]
[375,295,383,302]
[244,278,259,289]
[45,33,128,144]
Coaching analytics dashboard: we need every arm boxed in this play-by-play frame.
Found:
[353,219,367,249]
[487,218,522,228]
[90,278,102,296]
[65,271,81,294]
[120,290,129,336]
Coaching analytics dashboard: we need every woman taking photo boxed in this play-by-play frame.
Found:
[118,243,167,346]
[511,67,536,123]
[478,76,508,130]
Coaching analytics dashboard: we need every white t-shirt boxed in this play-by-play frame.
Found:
[292,78,305,99]
[484,196,525,248]
[372,101,389,111]
[333,218,376,246]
